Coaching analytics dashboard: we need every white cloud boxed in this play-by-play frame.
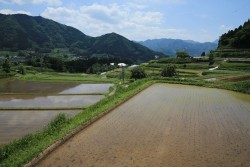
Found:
[131,11,163,25]
[79,3,126,24]
[32,0,62,6]
[0,9,31,15]
[11,0,62,6]
[41,3,185,41]
[42,7,77,22]
[134,0,186,5]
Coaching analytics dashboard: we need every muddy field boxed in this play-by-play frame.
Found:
[37,84,250,167]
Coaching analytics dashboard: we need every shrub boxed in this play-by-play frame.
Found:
[161,64,177,77]
[130,67,147,79]
[17,65,26,75]
[2,57,11,73]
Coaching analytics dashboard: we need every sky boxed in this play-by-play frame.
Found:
[0,0,249,42]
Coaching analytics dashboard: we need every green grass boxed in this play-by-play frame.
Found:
[213,50,250,58]
[222,80,250,94]
[219,62,250,71]
[0,71,15,79]
[0,51,18,57]
[176,63,216,69]
[17,72,114,83]
[146,62,216,70]
[201,70,244,78]
[49,48,76,60]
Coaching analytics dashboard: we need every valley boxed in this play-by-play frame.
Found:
[0,11,249,167]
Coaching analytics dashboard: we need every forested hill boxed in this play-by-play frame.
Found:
[0,13,93,50]
[0,14,164,63]
[92,33,162,63]
[218,20,250,49]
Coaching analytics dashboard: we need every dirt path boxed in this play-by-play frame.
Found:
[37,84,250,167]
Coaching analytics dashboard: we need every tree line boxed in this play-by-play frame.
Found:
[1,55,133,74]
[218,19,250,49]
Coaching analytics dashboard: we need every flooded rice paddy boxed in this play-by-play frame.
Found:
[0,79,113,94]
[0,110,81,144]
[0,94,104,109]
[0,79,113,144]
[37,84,250,167]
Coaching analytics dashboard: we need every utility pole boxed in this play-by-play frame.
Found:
[118,63,126,84]
[122,65,124,84]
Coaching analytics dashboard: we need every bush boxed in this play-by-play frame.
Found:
[17,65,26,75]
[208,54,215,65]
[161,64,177,77]
[130,67,147,79]
[2,57,11,73]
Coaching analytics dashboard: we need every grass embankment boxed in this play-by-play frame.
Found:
[155,78,250,94]
[219,62,250,71]
[0,79,154,167]
[17,72,113,83]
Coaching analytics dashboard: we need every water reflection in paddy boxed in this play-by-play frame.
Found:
[0,79,113,144]
[0,110,81,144]
[59,83,113,94]
[0,95,104,109]
[0,79,78,94]
[0,79,113,94]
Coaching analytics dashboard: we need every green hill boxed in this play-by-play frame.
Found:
[92,33,161,62]
[0,14,92,50]
[218,20,250,49]
[0,14,163,63]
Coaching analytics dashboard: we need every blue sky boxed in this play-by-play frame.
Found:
[0,0,249,42]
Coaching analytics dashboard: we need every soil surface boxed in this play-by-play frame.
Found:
[37,84,250,167]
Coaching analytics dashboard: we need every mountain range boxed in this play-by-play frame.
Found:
[0,14,164,63]
[138,39,218,57]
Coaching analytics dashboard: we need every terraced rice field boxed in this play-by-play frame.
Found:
[0,79,113,144]
[0,110,81,144]
[37,84,250,167]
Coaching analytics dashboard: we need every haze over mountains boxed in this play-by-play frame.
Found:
[139,39,218,57]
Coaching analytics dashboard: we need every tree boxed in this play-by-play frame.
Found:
[201,52,206,57]
[130,67,147,79]
[48,57,65,72]
[2,55,11,73]
[176,51,189,58]
[208,54,215,65]
[18,65,26,75]
[161,64,177,77]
